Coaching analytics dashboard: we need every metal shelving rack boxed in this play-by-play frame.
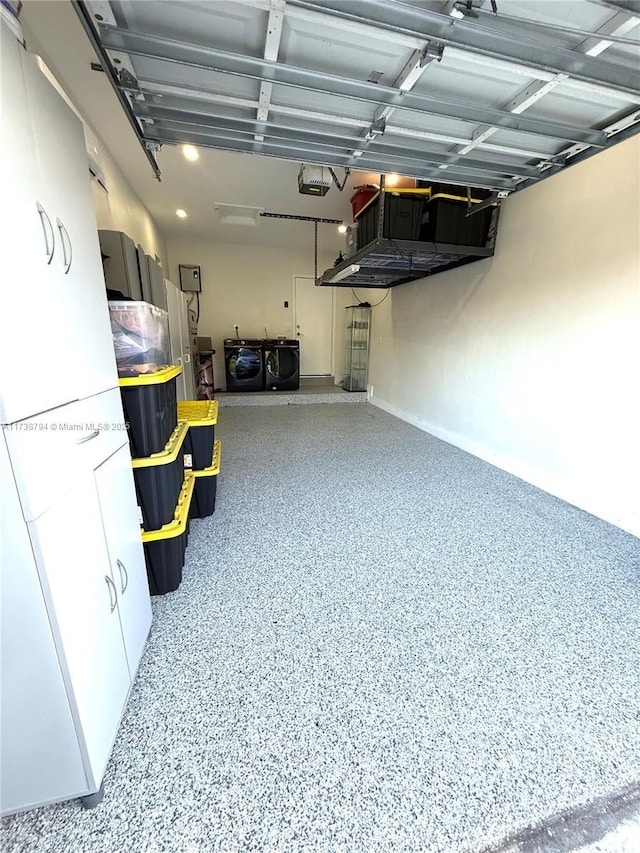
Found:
[343,305,371,392]
[317,175,498,289]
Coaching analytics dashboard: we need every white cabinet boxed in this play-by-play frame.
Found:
[0,434,87,813]
[28,471,133,788]
[0,25,61,424]
[0,31,116,425]
[165,280,196,400]
[0,20,152,815]
[147,255,167,310]
[95,444,152,678]
[1,393,152,814]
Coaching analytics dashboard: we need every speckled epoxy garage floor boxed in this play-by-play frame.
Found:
[3,403,640,853]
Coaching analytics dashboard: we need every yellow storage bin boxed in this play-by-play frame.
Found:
[177,399,219,469]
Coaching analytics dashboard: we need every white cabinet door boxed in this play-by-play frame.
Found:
[94,445,152,680]
[1,434,87,815]
[5,389,128,522]
[178,290,196,399]
[20,52,117,407]
[0,25,70,424]
[165,281,187,400]
[28,474,131,789]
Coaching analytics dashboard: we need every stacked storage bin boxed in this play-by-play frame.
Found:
[140,472,195,596]
[177,401,222,519]
[419,192,492,246]
[119,366,196,595]
[354,188,432,251]
[119,366,181,457]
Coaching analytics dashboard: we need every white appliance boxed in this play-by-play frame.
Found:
[164,279,196,400]
[0,20,151,814]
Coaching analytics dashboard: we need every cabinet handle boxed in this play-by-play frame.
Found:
[176,356,183,367]
[36,202,55,264]
[117,559,129,594]
[105,575,118,613]
[184,352,191,364]
[76,429,100,445]
[56,219,73,274]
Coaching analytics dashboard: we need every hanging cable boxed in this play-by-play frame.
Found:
[351,286,391,308]
[327,167,351,191]
[314,220,318,283]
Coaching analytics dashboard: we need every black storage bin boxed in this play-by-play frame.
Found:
[356,194,424,248]
[190,476,218,519]
[143,537,185,596]
[356,199,375,249]
[132,421,189,530]
[420,194,492,247]
[119,366,181,458]
[188,440,221,520]
[142,472,194,595]
[177,400,218,470]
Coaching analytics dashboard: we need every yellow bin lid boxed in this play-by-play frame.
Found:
[131,421,189,468]
[428,193,492,205]
[141,472,195,541]
[177,400,219,426]
[119,365,182,387]
[190,439,221,477]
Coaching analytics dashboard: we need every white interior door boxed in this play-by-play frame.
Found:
[293,276,333,376]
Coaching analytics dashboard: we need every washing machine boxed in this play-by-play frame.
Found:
[224,339,264,391]
[263,339,300,391]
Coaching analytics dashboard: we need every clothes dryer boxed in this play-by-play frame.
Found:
[263,339,300,391]
[223,339,264,391]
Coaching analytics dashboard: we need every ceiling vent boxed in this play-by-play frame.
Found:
[214,203,263,226]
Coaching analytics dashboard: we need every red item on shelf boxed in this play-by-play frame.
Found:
[350,186,378,220]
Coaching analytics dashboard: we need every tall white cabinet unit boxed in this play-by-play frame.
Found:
[165,279,196,400]
[0,19,152,814]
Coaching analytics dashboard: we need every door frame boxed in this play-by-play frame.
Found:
[291,274,335,379]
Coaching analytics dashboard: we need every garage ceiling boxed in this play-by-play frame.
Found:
[76,0,640,197]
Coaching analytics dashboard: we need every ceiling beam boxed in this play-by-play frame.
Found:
[576,9,640,56]
[132,79,568,160]
[587,0,640,13]
[443,8,640,172]
[355,42,443,161]
[255,0,286,142]
[284,0,640,98]
[98,24,609,146]
[72,1,161,179]
[145,125,519,189]
[285,0,640,106]
[133,100,543,179]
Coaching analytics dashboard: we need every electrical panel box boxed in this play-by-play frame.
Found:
[179,264,202,293]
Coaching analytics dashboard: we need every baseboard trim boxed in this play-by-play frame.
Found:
[369,395,639,538]
[300,375,335,387]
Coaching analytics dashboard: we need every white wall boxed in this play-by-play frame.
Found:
[369,136,640,537]
[88,126,167,266]
[166,237,340,389]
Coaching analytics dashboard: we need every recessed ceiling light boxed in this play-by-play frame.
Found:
[182,145,199,162]
[176,208,188,219]
[338,224,347,234]
[386,173,399,186]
